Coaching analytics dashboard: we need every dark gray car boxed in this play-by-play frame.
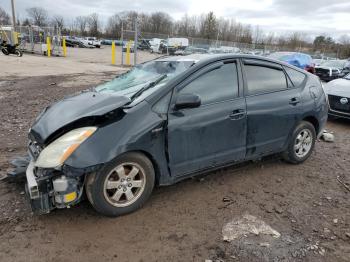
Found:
[19,54,328,216]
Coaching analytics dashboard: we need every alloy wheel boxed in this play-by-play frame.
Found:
[294,129,313,158]
[103,162,146,207]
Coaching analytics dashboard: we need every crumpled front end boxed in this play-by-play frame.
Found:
[25,159,85,215]
[18,129,102,214]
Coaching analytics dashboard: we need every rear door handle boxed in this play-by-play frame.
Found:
[229,109,245,120]
[289,97,300,105]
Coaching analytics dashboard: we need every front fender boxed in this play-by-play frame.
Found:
[64,101,171,185]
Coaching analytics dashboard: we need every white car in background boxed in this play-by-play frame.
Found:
[149,38,164,53]
[77,38,95,48]
[85,37,101,48]
[324,73,350,119]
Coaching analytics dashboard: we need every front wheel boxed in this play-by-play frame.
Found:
[282,121,316,164]
[86,152,155,217]
[15,50,23,57]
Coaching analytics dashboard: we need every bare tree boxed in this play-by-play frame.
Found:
[253,25,262,45]
[75,16,88,36]
[26,7,48,27]
[0,7,10,25]
[149,12,173,34]
[200,12,218,42]
[106,13,123,38]
[87,13,100,37]
[51,15,64,31]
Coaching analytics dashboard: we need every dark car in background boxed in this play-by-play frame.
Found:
[269,52,315,74]
[315,60,350,82]
[324,73,350,119]
[138,39,151,51]
[20,54,327,216]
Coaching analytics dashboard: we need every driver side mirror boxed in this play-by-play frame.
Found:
[175,93,201,110]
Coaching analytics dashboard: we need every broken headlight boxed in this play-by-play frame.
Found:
[35,127,97,168]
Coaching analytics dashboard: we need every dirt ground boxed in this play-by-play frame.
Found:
[0,52,349,262]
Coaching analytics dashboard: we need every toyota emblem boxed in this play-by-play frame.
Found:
[340,97,348,105]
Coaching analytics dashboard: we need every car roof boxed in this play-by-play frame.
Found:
[154,54,295,66]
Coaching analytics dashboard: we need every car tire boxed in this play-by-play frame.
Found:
[282,121,316,164]
[86,152,155,217]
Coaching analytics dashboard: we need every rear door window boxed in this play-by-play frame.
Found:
[244,64,288,95]
[284,67,306,87]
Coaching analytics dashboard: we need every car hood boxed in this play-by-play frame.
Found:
[324,78,350,97]
[30,91,131,143]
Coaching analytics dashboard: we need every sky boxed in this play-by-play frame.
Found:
[1,0,350,38]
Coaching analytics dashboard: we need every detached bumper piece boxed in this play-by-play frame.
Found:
[25,161,83,215]
[5,155,31,182]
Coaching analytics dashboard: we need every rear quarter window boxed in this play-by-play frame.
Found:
[284,67,306,87]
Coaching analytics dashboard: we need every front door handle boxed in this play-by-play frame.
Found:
[289,97,300,105]
[229,109,245,120]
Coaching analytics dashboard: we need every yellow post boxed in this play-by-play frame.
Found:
[46,36,51,57]
[62,37,67,57]
[13,31,19,45]
[111,40,115,65]
[126,41,131,66]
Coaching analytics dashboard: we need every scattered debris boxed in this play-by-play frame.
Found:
[319,247,326,256]
[336,176,350,193]
[222,197,232,203]
[274,206,283,214]
[219,197,236,209]
[222,214,281,242]
[323,228,331,234]
[320,130,335,142]
[259,242,270,247]
[333,218,338,224]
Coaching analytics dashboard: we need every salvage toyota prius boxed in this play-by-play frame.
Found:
[18,54,328,216]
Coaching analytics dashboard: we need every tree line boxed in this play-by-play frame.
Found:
[0,6,349,58]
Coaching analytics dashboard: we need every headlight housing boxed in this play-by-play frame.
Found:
[35,127,97,168]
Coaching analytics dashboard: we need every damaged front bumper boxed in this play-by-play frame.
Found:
[24,160,85,215]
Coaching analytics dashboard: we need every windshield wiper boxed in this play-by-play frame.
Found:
[130,74,167,101]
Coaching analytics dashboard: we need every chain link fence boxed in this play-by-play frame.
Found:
[1,25,62,56]
[17,25,62,56]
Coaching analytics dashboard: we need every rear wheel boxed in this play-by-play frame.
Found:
[282,121,316,164]
[86,152,155,217]
[1,48,9,55]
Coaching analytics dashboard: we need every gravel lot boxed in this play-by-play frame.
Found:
[0,49,349,262]
[0,46,159,78]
